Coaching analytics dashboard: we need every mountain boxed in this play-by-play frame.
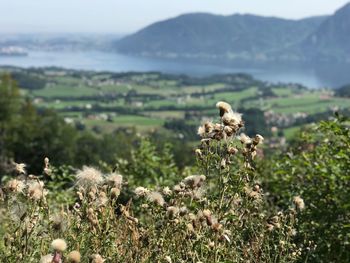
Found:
[115,3,350,64]
[298,3,350,62]
[115,13,327,62]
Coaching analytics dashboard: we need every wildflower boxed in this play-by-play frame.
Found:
[222,111,242,127]
[27,180,47,200]
[212,222,223,232]
[216,101,232,116]
[227,147,238,155]
[223,125,234,137]
[147,191,165,207]
[162,186,172,196]
[43,157,52,175]
[44,157,50,167]
[91,254,105,263]
[106,173,123,189]
[204,121,214,133]
[197,125,206,137]
[13,162,26,174]
[266,224,275,232]
[293,196,305,211]
[186,223,194,232]
[67,250,81,263]
[51,238,67,252]
[202,209,211,218]
[203,209,213,225]
[173,184,183,193]
[110,187,120,198]
[197,121,214,138]
[134,186,150,197]
[239,133,252,145]
[40,254,53,263]
[75,166,103,188]
[96,191,108,207]
[179,206,188,216]
[182,175,206,189]
[50,213,67,232]
[195,148,202,157]
[253,134,264,145]
[6,179,25,193]
[188,213,196,221]
[167,206,179,218]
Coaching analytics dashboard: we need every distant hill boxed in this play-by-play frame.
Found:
[299,3,350,62]
[115,13,326,62]
[115,3,350,63]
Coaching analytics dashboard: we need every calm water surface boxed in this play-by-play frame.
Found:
[1,51,349,88]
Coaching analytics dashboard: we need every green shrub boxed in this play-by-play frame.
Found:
[261,114,350,262]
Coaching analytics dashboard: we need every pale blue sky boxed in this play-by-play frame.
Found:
[0,0,349,34]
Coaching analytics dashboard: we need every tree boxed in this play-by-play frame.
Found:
[0,74,21,172]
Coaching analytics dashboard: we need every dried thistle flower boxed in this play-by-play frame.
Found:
[166,206,179,218]
[134,186,150,197]
[51,238,67,252]
[162,186,172,196]
[40,254,53,263]
[179,206,188,216]
[222,111,242,127]
[91,254,105,263]
[6,179,25,193]
[239,133,252,145]
[182,175,206,189]
[147,191,165,207]
[216,101,232,116]
[43,157,52,175]
[27,180,47,200]
[165,255,172,263]
[253,134,264,145]
[110,187,120,198]
[106,173,123,189]
[197,125,206,137]
[202,209,211,218]
[67,250,81,263]
[195,148,202,157]
[227,147,238,155]
[96,191,108,207]
[186,223,194,232]
[293,196,305,211]
[75,166,104,188]
[50,213,67,232]
[13,162,26,174]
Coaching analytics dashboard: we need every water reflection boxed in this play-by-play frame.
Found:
[0,51,349,88]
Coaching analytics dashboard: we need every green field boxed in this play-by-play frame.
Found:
[5,67,349,139]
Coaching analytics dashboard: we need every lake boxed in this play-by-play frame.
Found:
[1,50,349,88]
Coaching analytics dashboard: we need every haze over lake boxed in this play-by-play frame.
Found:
[0,50,349,88]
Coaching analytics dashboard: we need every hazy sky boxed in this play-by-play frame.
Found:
[0,0,349,34]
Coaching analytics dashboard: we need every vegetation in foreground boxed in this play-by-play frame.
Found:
[1,98,349,262]
[1,101,304,263]
[0,72,349,262]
